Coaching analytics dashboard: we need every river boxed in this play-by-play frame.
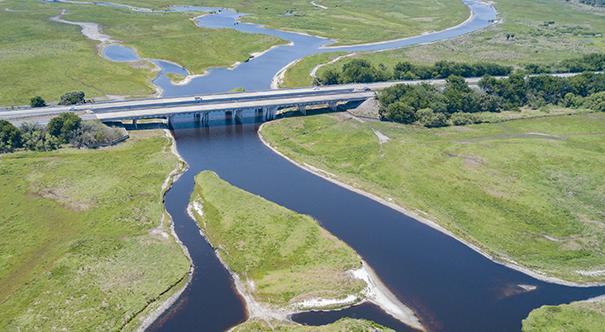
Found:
[45,0,605,331]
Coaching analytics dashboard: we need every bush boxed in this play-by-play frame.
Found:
[30,96,46,108]
[58,91,85,106]
[583,92,605,112]
[47,113,82,143]
[69,121,126,148]
[0,120,22,153]
[450,112,481,126]
[382,101,417,123]
[416,108,448,128]
[19,122,60,152]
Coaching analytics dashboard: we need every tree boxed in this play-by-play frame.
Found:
[20,122,60,152]
[47,113,82,143]
[382,101,417,123]
[416,108,448,128]
[58,91,86,105]
[0,120,22,153]
[30,96,47,108]
[316,69,340,85]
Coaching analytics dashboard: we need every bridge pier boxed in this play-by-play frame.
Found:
[167,116,174,130]
[132,119,138,128]
[194,113,201,122]
[225,111,233,121]
[328,101,338,111]
[235,110,244,124]
[297,104,307,116]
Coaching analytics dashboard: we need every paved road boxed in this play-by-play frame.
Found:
[0,73,593,125]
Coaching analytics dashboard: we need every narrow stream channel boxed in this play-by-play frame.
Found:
[44,1,605,331]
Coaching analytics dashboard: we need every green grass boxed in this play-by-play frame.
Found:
[0,130,190,331]
[233,318,393,331]
[63,3,282,75]
[280,52,346,88]
[0,0,282,106]
[117,0,469,46]
[190,171,365,307]
[0,1,156,106]
[523,298,605,332]
[261,112,605,284]
[284,0,605,87]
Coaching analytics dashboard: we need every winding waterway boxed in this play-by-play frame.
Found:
[45,0,605,331]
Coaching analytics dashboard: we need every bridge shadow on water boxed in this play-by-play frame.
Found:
[147,107,605,332]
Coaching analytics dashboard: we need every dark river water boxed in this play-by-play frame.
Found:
[148,114,605,332]
[45,0,605,330]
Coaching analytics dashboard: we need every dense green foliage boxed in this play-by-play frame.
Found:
[0,130,189,330]
[0,120,22,153]
[58,91,86,106]
[29,96,46,108]
[523,299,605,332]
[315,59,512,85]
[379,73,605,126]
[262,112,605,284]
[3,114,127,153]
[190,171,365,307]
[47,112,83,143]
[19,122,61,152]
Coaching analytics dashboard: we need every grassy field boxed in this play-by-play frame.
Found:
[0,130,190,330]
[118,0,469,46]
[261,112,605,284]
[233,318,393,331]
[190,171,365,307]
[283,0,605,87]
[0,0,281,106]
[523,298,605,331]
[0,1,156,106]
[63,3,282,75]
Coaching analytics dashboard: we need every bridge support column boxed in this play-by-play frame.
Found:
[167,116,174,130]
[225,111,233,121]
[235,110,244,124]
[132,119,138,128]
[328,102,338,112]
[194,113,201,122]
[202,112,210,127]
[297,104,306,116]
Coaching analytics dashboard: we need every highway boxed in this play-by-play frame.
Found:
[0,73,592,125]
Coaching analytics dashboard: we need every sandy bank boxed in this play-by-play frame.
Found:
[257,121,605,288]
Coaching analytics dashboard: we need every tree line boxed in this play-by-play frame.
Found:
[315,53,605,86]
[378,72,605,127]
[0,113,126,153]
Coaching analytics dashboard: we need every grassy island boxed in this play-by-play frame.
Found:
[260,112,605,284]
[0,130,190,331]
[190,171,365,308]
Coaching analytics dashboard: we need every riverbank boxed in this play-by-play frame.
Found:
[295,0,605,88]
[258,113,605,286]
[523,294,605,331]
[0,130,190,330]
[188,171,424,331]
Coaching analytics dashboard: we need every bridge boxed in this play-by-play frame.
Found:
[0,84,387,126]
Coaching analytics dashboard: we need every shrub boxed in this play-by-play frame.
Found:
[47,113,82,143]
[19,122,60,152]
[450,112,481,126]
[30,96,47,108]
[58,91,85,105]
[0,120,22,153]
[69,121,126,148]
[583,92,605,112]
[416,108,448,128]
